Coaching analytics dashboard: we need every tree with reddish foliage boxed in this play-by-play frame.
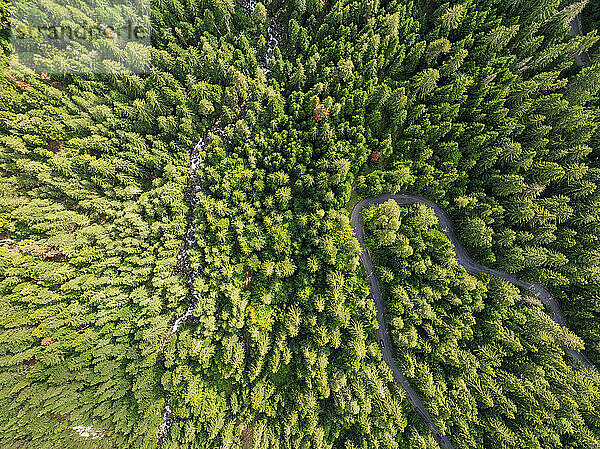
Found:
[5,72,30,90]
[370,151,381,162]
[41,337,55,346]
[315,103,330,121]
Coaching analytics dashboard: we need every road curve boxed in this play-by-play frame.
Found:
[350,193,597,449]
[569,15,587,66]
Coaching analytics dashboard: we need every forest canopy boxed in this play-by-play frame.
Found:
[0,0,599,448]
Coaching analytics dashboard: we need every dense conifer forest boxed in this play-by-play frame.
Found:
[0,0,599,447]
[365,200,600,448]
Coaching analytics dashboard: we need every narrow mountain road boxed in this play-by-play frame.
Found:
[569,15,588,66]
[351,193,597,449]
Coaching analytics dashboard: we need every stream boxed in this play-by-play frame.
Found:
[157,2,282,444]
[155,8,590,448]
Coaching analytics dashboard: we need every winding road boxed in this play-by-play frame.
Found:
[351,193,597,449]
[158,8,591,447]
[569,15,588,66]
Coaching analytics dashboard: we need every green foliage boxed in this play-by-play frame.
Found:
[1,0,600,446]
[367,203,600,448]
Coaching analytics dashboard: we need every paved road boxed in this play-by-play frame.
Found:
[569,15,588,66]
[351,193,597,449]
